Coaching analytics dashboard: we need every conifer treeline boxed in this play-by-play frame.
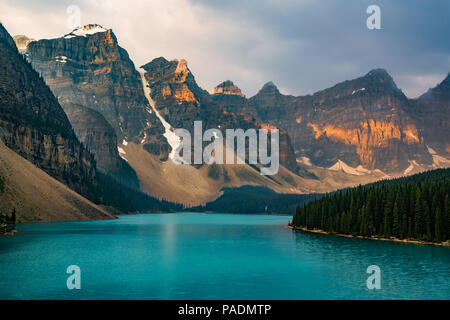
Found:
[291,169,450,242]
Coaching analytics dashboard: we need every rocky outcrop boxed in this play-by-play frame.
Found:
[0,23,99,199]
[210,81,257,117]
[408,74,450,158]
[61,102,140,189]
[210,80,245,97]
[0,139,114,222]
[12,35,34,53]
[61,102,123,171]
[23,25,165,143]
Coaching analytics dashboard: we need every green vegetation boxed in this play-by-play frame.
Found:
[0,175,4,193]
[0,208,15,225]
[96,172,182,213]
[192,186,320,214]
[291,168,450,242]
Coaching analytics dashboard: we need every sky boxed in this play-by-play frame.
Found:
[1,0,449,98]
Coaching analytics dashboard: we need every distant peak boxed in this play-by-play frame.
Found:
[174,59,189,74]
[263,81,277,89]
[366,68,391,79]
[426,72,450,97]
[441,72,450,86]
[13,35,34,52]
[362,68,399,91]
[257,81,280,95]
[63,24,109,39]
[210,80,245,97]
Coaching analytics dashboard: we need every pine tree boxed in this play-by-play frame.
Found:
[392,200,400,238]
[414,188,424,239]
[434,208,442,242]
[11,208,16,225]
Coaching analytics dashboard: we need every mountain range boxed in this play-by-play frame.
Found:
[0,23,179,222]
[0,23,448,218]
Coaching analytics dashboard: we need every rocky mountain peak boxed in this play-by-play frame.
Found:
[142,57,202,105]
[64,24,109,38]
[364,68,398,90]
[24,26,157,141]
[209,80,245,97]
[435,72,450,94]
[12,35,34,53]
[173,59,191,82]
[0,23,17,50]
[258,81,280,95]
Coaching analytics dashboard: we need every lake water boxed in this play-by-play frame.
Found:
[0,213,449,299]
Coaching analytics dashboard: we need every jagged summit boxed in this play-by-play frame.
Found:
[363,68,399,90]
[256,81,280,95]
[262,81,276,89]
[436,72,450,92]
[63,24,109,39]
[209,80,245,97]
[366,68,390,77]
[12,35,34,53]
[0,23,17,50]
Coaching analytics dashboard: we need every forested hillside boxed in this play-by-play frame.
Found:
[291,169,450,243]
[192,186,320,214]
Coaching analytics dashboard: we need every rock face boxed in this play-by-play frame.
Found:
[0,139,114,222]
[12,35,34,53]
[0,23,98,199]
[409,74,450,158]
[141,57,300,174]
[61,102,140,189]
[61,103,122,171]
[23,25,165,143]
[217,69,444,174]
[210,80,245,97]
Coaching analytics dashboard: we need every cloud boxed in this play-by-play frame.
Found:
[0,0,449,98]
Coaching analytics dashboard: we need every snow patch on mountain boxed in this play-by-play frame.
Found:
[328,160,373,175]
[351,88,366,95]
[297,156,312,166]
[55,56,68,63]
[138,68,183,163]
[64,24,108,39]
[117,146,128,162]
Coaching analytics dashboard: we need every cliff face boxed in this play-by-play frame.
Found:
[23,25,165,143]
[0,23,98,199]
[218,69,440,174]
[210,80,245,97]
[409,74,450,158]
[141,57,300,174]
[61,102,140,189]
[12,35,34,53]
[0,139,114,222]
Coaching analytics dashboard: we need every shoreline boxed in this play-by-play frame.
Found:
[0,223,18,236]
[288,225,450,247]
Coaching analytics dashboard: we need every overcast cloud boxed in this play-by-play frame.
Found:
[1,0,449,98]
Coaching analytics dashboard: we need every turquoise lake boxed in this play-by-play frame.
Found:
[0,213,449,299]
